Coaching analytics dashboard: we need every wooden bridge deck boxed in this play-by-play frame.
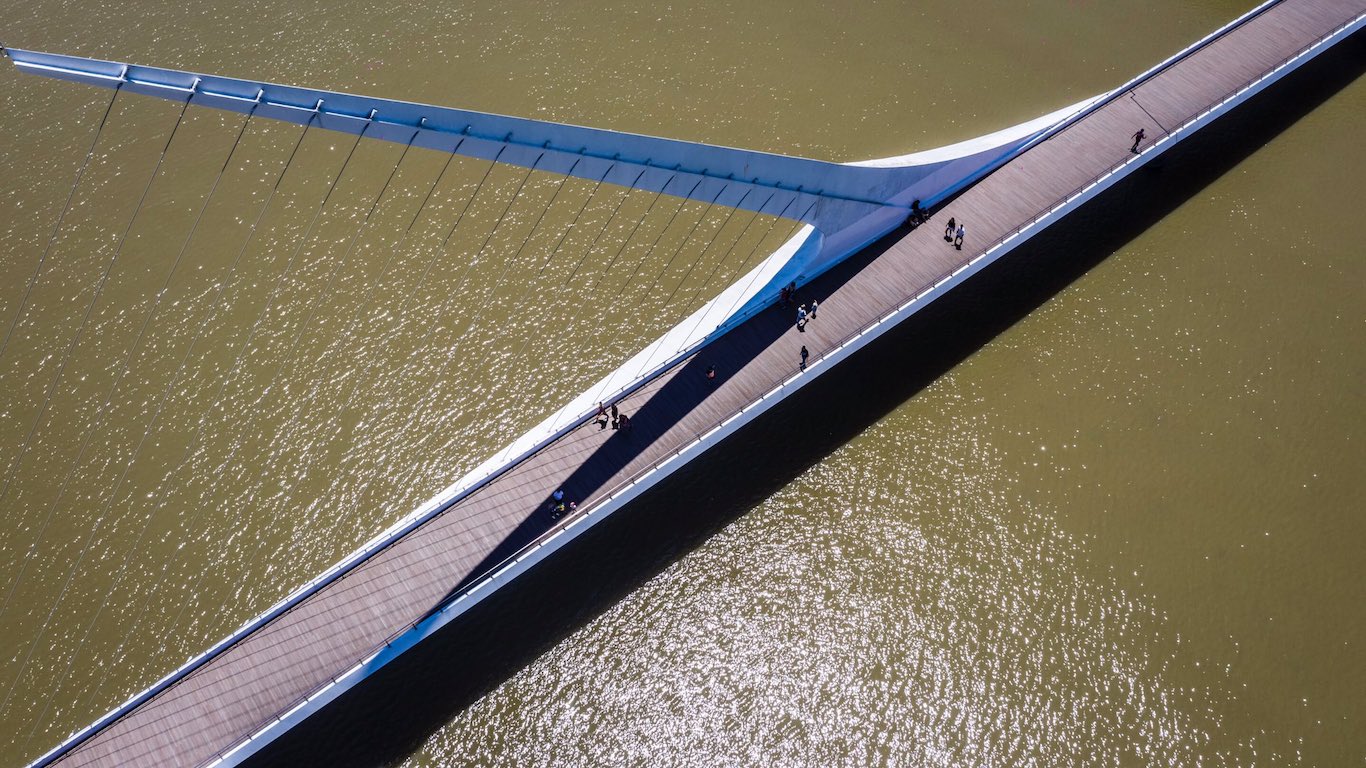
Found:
[49,0,1365,764]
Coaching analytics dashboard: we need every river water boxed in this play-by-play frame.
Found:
[0,1,1361,766]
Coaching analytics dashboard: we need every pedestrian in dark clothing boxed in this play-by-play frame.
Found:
[954,224,965,250]
[1131,128,1146,153]
[905,199,923,229]
[705,365,716,383]
[618,412,632,433]
[610,403,619,430]
[944,216,956,242]
[800,345,809,370]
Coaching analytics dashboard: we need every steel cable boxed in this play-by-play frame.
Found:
[119,115,376,649]
[162,127,429,639]
[0,89,194,511]
[0,88,197,720]
[0,99,262,628]
[183,147,524,634]
[659,187,755,309]
[0,83,122,364]
[376,153,555,482]
[632,181,729,310]
[73,111,326,718]
[153,136,478,655]
[16,102,267,752]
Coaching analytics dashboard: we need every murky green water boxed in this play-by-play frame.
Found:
[0,1,1361,766]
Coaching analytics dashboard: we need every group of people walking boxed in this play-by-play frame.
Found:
[783,279,820,336]
[944,216,965,249]
[594,401,631,433]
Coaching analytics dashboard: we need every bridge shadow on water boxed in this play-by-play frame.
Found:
[249,33,1364,768]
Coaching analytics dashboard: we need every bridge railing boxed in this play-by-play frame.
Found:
[190,10,1366,767]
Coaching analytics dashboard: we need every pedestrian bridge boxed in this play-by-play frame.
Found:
[6,0,1364,764]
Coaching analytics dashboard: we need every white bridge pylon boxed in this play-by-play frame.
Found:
[5,46,1097,328]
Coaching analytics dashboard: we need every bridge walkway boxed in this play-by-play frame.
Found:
[47,0,1364,764]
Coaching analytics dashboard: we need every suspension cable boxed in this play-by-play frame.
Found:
[74,109,328,718]
[676,193,784,344]
[234,120,417,421]
[383,154,553,467]
[549,172,704,415]
[593,193,776,408]
[414,167,650,458]
[439,145,509,250]
[228,124,427,505]
[461,161,631,448]
[521,159,616,288]
[412,155,606,445]
[55,102,326,659]
[715,198,816,323]
[0,87,198,720]
[518,156,585,282]
[112,114,377,648]
[611,176,704,305]
[0,96,262,630]
[176,145,520,635]
[507,170,679,395]
[532,174,704,415]
[240,150,579,600]
[601,195,803,407]
[424,154,592,404]
[155,135,484,654]
[660,187,755,309]
[632,181,728,309]
[537,175,695,413]
[0,82,123,364]
[162,126,425,623]
[581,173,679,297]
[0,87,196,513]
[15,102,268,750]
[679,192,772,314]
[553,167,647,290]
[275,146,513,513]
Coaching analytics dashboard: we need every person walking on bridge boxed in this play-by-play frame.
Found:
[954,223,965,250]
[800,345,809,371]
[944,216,956,242]
[1131,127,1146,153]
